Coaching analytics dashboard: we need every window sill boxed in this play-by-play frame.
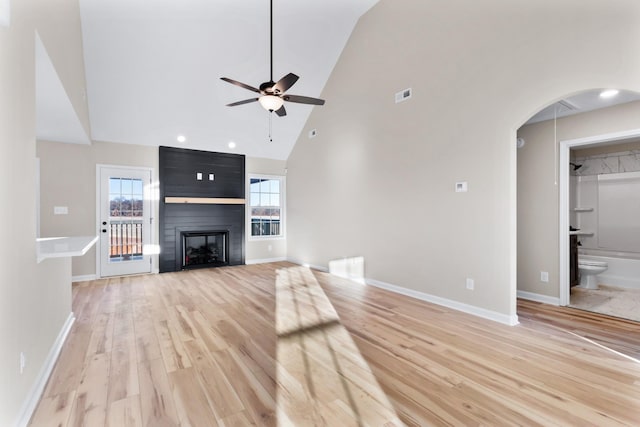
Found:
[248,235,285,241]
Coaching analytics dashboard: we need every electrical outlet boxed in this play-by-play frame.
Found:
[19,352,26,374]
[540,271,549,282]
[466,278,474,290]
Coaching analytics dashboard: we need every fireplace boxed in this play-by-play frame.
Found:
[181,230,228,269]
[159,147,245,272]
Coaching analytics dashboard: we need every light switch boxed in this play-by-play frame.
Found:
[54,206,68,215]
[196,172,202,181]
[209,173,215,181]
[455,182,468,192]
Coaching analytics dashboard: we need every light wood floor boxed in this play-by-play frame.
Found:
[29,262,640,426]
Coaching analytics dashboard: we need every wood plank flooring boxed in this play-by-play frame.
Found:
[317,274,640,426]
[517,299,640,360]
[275,266,402,426]
[28,262,640,426]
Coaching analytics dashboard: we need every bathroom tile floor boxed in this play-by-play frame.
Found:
[570,284,640,322]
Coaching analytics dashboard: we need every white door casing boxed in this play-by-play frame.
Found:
[558,128,640,305]
[98,165,152,277]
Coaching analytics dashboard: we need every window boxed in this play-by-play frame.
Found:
[249,175,284,238]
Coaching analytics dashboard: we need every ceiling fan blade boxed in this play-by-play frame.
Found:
[273,73,299,94]
[226,98,259,107]
[220,77,261,94]
[283,94,325,106]
[274,105,287,117]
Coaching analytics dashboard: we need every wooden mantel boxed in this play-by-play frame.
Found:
[164,197,246,205]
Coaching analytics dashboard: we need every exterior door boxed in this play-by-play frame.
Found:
[99,166,152,277]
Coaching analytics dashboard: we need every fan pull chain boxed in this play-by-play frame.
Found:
[268,112,273,143]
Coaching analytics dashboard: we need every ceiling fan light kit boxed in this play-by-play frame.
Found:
[258,94,284,112]
[220,0,325,117]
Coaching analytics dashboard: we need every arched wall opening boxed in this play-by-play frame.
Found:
[515,88,640,315]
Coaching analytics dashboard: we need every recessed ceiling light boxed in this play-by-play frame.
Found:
[599,89,619,99]
[177,135,186,143]
[228,141,236,149]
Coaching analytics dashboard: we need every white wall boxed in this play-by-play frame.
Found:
[287,0,640,321]
[0,0,89,424]
[518,101,640,298]
[37,140,159,278]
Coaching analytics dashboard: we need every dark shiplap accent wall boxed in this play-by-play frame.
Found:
[159,146,245,272]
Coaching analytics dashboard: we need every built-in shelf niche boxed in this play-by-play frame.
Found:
[573,207,594,212]
[569,231,594,236]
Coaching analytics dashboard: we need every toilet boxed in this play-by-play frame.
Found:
[578,258,608,289]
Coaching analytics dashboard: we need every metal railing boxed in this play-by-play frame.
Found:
[251,219,280,236]
[110,220,143,258]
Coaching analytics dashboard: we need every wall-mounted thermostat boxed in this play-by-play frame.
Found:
[54,206,68,215]
[455,181,468,192]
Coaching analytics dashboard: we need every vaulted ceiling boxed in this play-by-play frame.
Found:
[36,0,640,160]
[37,0,380,159]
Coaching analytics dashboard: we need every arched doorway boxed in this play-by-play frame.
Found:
[516,88,640,321]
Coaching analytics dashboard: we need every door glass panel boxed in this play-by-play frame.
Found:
[109,177,144,263]
[132,179,143,195]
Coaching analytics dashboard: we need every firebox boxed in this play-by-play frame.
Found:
[181,230,228,269]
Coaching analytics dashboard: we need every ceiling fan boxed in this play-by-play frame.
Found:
[220,0,325,117]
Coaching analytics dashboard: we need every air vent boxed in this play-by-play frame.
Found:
[395,88,412,103]
[557,99,578,113]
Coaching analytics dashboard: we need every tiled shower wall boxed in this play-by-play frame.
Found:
[573,150,640,176]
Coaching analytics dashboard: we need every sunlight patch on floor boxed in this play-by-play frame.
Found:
[275,266,403,426]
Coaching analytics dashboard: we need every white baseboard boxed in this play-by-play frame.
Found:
[285,258,518,326]
[286,257,329,272]
[245,257,287,265]
[367,278,519,326]
[15,312,75,427]
[72,274,96,283]
[517,290,560,306]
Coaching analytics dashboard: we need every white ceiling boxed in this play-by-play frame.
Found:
[37,1,640,159]
[525,90,640,125]
[71,0,380,160]
[36,33,90,145]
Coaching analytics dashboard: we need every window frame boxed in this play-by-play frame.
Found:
[247,173,286,241]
